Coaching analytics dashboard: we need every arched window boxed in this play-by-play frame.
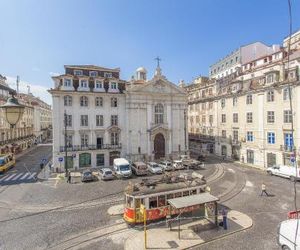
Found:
[64,95,72,106]
[155,103,164,124]
[95,97,103,107]
[80,96,88,107]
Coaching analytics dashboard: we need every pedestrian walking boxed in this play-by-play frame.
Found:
[260,182,269,196]
[221,207,228,230]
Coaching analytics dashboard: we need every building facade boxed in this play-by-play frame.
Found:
[50,64,188,170]
[187,36,300,169]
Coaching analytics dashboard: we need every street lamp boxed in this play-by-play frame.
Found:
[64,110,68,176]
[1,93,25,128]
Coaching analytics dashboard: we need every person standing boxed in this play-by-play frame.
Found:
[221,208,228,230]
[260,183,269,196]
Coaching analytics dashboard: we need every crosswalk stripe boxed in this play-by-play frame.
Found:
[0,175,10,182]
[4,173,17,181]
[12,173,23,181]
[20,173,30,180]
[28,172,37,179]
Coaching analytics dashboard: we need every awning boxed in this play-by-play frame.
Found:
[168,193,219,209]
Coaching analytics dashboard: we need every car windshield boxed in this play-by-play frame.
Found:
[0,158,5,166]
[105,170,112,175]
[120,165,130,171]
[84,172,91,176]
[153,164,160,168]
[166,163,171,166]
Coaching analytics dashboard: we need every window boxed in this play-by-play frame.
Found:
[221,114,226,123]
[246,94,252,104]
[111,97,118,107]
[209,115,213,123]
[284,133,293,148]
[104,72,112,78]
[111,132,119,145]
[110,82,117,89]
[64,79,72,87]
[96,154,104,167]
[283,87,291,100]
[222,130,226,138]
[74,70,83,76]
[80,96,88,107]
[96,115,103,126]
[155,103,164,124]
[267,132,275,144]
[66,135,73,147]
[80,134,88,146]
[246,112,253,123]
[202,103,206,110]
[65,115,72,127]
[221,98,225,108]
[209,102,213,109]
[247,150,254,164]
[236,56,238,62]
[233,113,238,123]
[267,111,275,123]
[284,110,292,123]
[149,197,158,209]
[80,115,88,126]
[202,115,206,123]
[80,80,88,88]
[267,90,274,102]
[266,74,274,84]
[95,97,103,107]
[89,71,98,77]
[111,115,118,126]
[233,97,237,106]
[64,95,72,106]
[208,88,213,95]
[247,131,253,142]
[233,130,238,141]
[95,80,103,89]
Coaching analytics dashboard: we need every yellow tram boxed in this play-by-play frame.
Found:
[123,173,207,224]
[0,153,15,173]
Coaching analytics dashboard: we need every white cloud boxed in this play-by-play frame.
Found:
[5,76,52,105]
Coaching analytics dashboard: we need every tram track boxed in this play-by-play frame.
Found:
[206,163,225,183]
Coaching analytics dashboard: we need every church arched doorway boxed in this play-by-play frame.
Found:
[154,133,165,159]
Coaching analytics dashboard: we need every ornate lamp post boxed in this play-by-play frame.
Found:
[1,93,25,128]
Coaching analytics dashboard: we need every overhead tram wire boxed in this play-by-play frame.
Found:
[286,0,299,249]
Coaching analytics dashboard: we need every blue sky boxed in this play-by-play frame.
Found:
[0,0,299,104]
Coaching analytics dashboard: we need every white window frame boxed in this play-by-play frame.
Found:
[89,71,98,77]
[74,70,83,76]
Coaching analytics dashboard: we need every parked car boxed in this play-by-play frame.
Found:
[173,160,185,170]
[81,170,98,182]
[147,162,163,174]
[99,168,114,180]
[158,160,173,171]
[132,162,148,176]
[113,158,132,178]
[278,219,300,250]
[267,165,300,181]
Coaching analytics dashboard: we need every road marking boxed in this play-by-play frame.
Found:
[28,172,37,179]
[3,174,17,181]
[0,175,10,182]
[228,168,235,173]
[20,173,30,180]
[11,173,23,181]
[246,181,254,187]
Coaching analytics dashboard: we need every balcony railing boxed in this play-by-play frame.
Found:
[59,143,122,152]
[280,144,294,152]
[189,133,215,142]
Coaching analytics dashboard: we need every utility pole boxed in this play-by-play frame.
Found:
[64,110,68,176]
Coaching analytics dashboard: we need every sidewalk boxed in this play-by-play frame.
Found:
[124,210,252,250]
[15,145,37,160]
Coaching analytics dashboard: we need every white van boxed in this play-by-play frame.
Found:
[278,219,300,250]
[113,158,132,178]
[267,165,300,181]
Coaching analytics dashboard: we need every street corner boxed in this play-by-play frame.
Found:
[124,210,253,250]
[107,204,124,216]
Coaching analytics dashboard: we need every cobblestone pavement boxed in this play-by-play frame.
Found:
[0,154,299,250]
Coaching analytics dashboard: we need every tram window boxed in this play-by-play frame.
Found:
[127,196,134,208]
[149,197,158,208]
[135,198,141,208]
[183,191,189,197]
[167,193,174,200]
[190,189,197,195]
[158,195,166,207]
[175,192,182,198]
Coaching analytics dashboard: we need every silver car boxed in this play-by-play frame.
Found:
[147,162,163,174]
[99,168,114,180]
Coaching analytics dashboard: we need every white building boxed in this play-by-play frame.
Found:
[49,64,188,170]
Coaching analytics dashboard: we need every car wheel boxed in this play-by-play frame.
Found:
[282,245,291,250]
[290,176,295,182]
[267,171,273,176]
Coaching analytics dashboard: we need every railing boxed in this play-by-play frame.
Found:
[189,133,215,142]
[0,135,35,146]
[59,143,122,152]
[280,144,294,152]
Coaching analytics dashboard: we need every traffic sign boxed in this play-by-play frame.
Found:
[58,157,64,162]
[291,156,295,163]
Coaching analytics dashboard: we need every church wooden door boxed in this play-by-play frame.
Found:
[154,133,165,159]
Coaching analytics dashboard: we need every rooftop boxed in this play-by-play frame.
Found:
[64,65,120,72]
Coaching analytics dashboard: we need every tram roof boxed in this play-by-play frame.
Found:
[168,192,219,209]
[126,179,206,197]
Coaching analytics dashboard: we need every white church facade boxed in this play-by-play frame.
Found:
[49,64,188,170]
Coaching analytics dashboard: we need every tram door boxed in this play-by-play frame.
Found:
[135,198,143,222]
